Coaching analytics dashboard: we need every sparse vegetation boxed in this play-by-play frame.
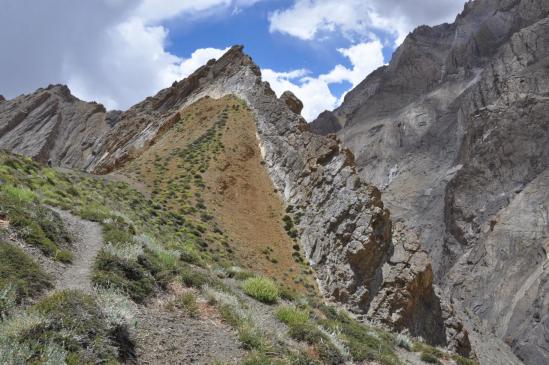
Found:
[0,290,134,365]
[421,352,440,364]
[0,241,52,303]
[167,291,199,317]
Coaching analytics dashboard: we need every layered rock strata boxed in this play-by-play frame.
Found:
[0,85,111,168]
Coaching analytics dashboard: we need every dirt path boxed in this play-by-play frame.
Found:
[51,208,103,293]
[133,298,244,365]
[47,208,243,364]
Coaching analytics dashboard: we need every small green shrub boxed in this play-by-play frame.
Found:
[276,306,309,326]
[3,290,125,364]
[421,352,439,364]
[452,354,478,365]
[227,267,255,281]
[241,351,273,365]
[242,277,279,304]
[279,286,298,301]
[316,304,399,364]
[168,292,199,317]
[287,322,344,365]
[79,205,110,222]
[239,325,268,351]
[413,343,444,359]
[218,304,243,328]
[288,322,323,343]
[54,249,74,263]
[103,222,133,245]
[0,241,52,302]
[181,267,213,288]
[92,248,155,302]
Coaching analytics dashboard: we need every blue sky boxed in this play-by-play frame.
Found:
[0,0,466,121]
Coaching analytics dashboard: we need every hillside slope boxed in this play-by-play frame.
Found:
[311,0,549,364]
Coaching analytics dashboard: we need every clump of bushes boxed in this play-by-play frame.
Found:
[1,190,73,261]
[242,277,279,304]
[92,247,156,303]
[0,241,52,304]
[316,304,399,364]
[0,290,134,364]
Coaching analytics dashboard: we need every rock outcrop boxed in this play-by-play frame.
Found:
[0,85,110,168]
[311,0,549,363]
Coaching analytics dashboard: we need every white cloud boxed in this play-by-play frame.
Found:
[135,0,264,23]
[269,0,466,45]
[0,0,252,110]
[263,39,384,121]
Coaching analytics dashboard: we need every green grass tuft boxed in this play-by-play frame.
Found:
[242,276,279,304]
[276,305,309,326]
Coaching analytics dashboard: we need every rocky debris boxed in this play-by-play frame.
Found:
[0,95,5,102]
[310,0,549,362]
[0,84,110,168]
[279,90,303,115]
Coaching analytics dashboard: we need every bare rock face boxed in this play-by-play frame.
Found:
[367,222,471,353]
[0,85,110,168]
[0,95,5,103]
[311,0,549,363]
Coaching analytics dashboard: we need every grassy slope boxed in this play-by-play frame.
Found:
[0,95,477,365]
[117,95,316,294]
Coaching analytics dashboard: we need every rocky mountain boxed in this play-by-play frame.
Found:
[0,45,479,362]
[311,0,549,364]
[0,84,115,168]
[2,1,546,362]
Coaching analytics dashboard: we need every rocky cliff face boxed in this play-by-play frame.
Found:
[0,85,112,168]
[311,0,549,364]
[0,47,469,354]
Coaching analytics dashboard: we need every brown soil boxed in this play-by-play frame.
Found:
[202,98,315,292]
[118,95,316,292]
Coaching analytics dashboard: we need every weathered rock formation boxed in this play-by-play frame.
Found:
[0,85,111,168]
[311,0,549,363]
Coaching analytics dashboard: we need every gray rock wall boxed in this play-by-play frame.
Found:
[311,0,549,363]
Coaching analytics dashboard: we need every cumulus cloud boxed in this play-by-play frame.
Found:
[134,0,263,23]
[269,0,466,45]
[263,39,384,121]
[0,0,248,110]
